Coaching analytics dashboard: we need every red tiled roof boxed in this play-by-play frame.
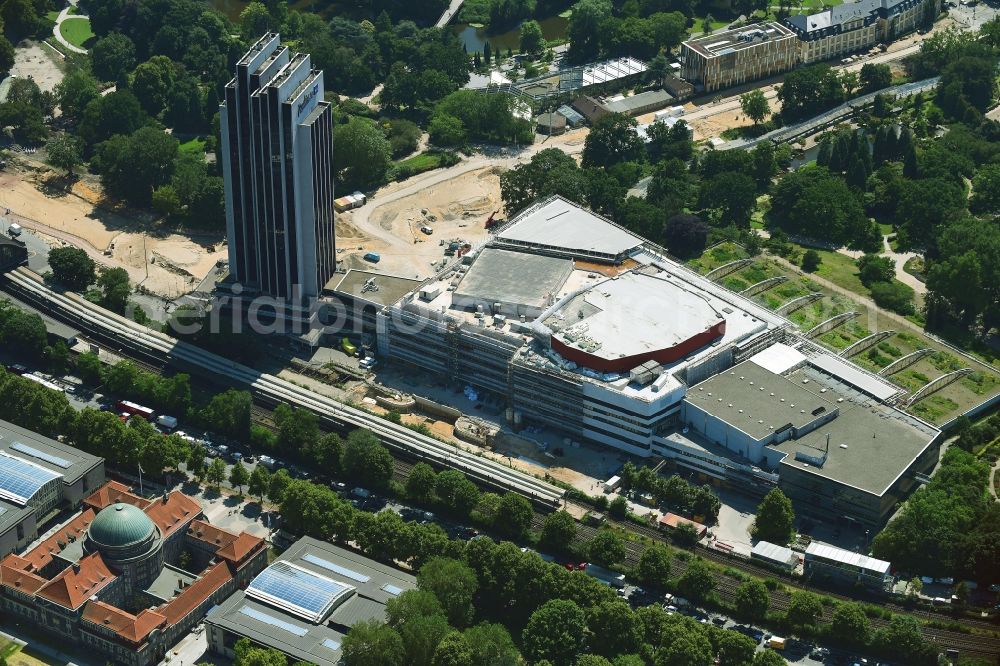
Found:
[144,492,201,540]
[1,555,47,595]
[23,508,97,571]
[657,512,707,535]
[157,561,232,626]
[36,553,116,610]
[83,481,150,512]
[186,519,238,550]
[81,600,166,644]
[216,532,265,565]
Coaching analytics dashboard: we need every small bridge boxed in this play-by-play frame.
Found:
[435,0,465,27]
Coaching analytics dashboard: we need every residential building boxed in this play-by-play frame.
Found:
[0,482,267,666]
[206,536,416,666]
[220,33,336,303]
[785,0,938,64]
[681,23,799,93]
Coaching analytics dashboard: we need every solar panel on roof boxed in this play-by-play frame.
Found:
[10,441,73,469]
[302,553,371,583]
[239,606,309,636]
[381,584,403,596]
[322,638,342,651]
[247,561,352,622]
[0,451,62,506]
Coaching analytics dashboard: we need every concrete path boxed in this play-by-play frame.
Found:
[435,0,465,28]
[53,0,89,55]
[989,459,999,501]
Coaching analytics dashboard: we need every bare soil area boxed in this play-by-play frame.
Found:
[8,41,65,94]
[0,161,226,298]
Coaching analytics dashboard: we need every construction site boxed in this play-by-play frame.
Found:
[313,196,977,530]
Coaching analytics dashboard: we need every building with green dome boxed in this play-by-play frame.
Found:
[85,503,164,593]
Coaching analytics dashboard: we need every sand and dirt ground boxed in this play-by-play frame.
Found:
[0,161,226,298]
[7,41,65,95]
[336,166,504,279]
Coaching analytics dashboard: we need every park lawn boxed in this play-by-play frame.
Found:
[59,17,95,48]
[178,137,207,155]
[44,10,60,25]
[796,245,869,297]
[0,638,54,666]
[688,16,731,36]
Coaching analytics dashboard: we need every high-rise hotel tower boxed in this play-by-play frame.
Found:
[220,34,336,302]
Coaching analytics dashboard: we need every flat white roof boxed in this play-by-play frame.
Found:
[806,542,891,575]
[496,197,644,258]
[750,343,807,375]
[752,540,796,565]
[808,353,901,401]
[547,271,723,360]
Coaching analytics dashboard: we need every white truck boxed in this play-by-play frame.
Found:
[155,415,178,431]
[584,563,626,589]
[7,223,22,237]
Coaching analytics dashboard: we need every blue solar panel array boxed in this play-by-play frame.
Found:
[246,561,350,622]
[10,441,72,469]
[239,606,309,636]
[0,452,61,505]
[302,553,370,583]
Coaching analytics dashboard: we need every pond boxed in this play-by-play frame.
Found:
[450,15,568,53]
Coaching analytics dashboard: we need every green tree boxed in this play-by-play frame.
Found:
[463,623,519,666]
[76,351,103,385]
[734,579,770,622]
[608,494,629,519]
[406,462,437,503]
[740,89,770,125]
[91,33,136,84]
[752,488,795,545]
[870,280,915,315]
[698,171,757,226]
[522,599,587,666]
[717,631,757,666]
[830,602,870,645]
[229,460,249,494]
[971,163,1000,214]
[677,558,716,603]
[540,510,577,553]
[582,113,644,168]
[635,543,672,588]
[752,650,786,666]
[342,428,394,490]
[418,557,479,627]
[567,0,612,62]
[248,465,270,503]
[267,468,293,503]
[801,249,821,272]
[778,64,844,122]
[48,246,96,290]
[432,632,473,666]
[273,403,320,455]
[93,127,178,205]
[428,113,467,147]
[131,56,177,116]
[495,492,533,538]
[520,20,544,55]
[786,590,823,627]
[872,615,934,664]
[434,469,481,516]
[500,147,588,215]
[239,1,274,42]
[54,69,99,122]
[654,624,713,666]
[233,638,288,666]
[332,117,392,189]
[206,457,226,489]
[587,600,641,658]
[859,63,892,92]
[588,529,626,566]
[341,619,405,666]
[187,444,206,481]
[0,36,13,74]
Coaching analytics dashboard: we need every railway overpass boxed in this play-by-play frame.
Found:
[1,267,564,508]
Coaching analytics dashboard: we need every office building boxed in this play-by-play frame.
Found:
[0,481,267,666]
[0,419,104,558]
[206,536,416,666]
[220,33,336,303]
[372,196,941,528]
[681,23,799,93]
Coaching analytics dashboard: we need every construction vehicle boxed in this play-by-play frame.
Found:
[484,209,501,229]
[341,337,357,356]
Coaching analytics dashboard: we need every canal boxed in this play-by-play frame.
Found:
[450,14,568,53]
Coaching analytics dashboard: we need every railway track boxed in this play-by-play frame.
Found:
[2,267,563,508]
